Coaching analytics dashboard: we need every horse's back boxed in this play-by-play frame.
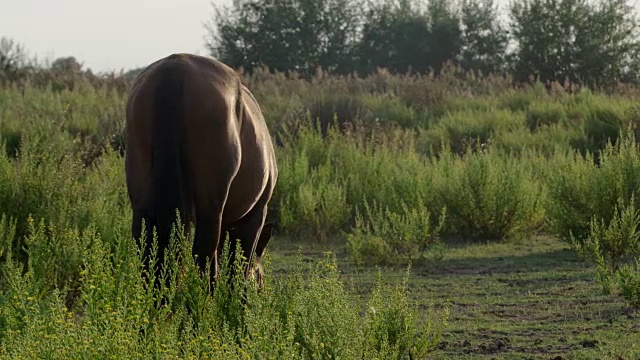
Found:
[126,53,245,219]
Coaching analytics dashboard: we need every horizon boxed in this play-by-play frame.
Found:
[2,0,638,73]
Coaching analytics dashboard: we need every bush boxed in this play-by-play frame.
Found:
[617,258,640,309]
[347,201,446,266]
[573,198,640,294]
[0,130,128,260]
[424,108,524,155]
[492,124,584,157]
[546,129,640,245]
[0,220,450,359]
[525,101,567,131]
[436,150,545,241]
[274,131,352,238]
[568,197,640,309]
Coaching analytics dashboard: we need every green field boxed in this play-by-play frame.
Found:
[270,236,639,359]
[0,70,639,359]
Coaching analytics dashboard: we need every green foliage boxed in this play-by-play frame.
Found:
[426,0,464,72]
[0,220,449,358]
[274,136,352,238]
[205,0,640,92]
[425,107,524,154]
[567,196,640,309]
[459,0,509,74]
[358,0,462,74]
[526,101,568,131]
[0,130,128,259]
[546,129,640,245]
[274,117,546,248]
[573,198,640,293]
[617,257,640,309]
[584,105,626,149]
[493,124,584,157]
[509,0,640,87]
[438,150,545,240]
[363,269,449,359]
[209,0,361,74]
[347,201,446,266]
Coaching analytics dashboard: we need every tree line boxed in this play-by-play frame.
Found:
[207,0,640,88]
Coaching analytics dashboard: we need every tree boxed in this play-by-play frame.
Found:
[357,0,462,74]
[51,56,83,73]
[459,0,509,75]
[0,37,29,81]
[509,0,640,88]
[206,0,361,74]
[358,0,429,74]
[426,0,463,72]
[574,0,640,87]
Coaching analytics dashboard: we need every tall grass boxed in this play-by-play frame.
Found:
[0,70,462,358]
[0,218,449,359]
[4,73,639,247]
[2,68,640,306]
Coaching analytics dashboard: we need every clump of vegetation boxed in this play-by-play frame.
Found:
[346,200,446,266]
[1,51,640,357]
[0,218,449,358]
[573,198,640,296]
[545,129,640,246]
[435,150,546,240]
[543,129,640,308]
[617,257,640,309]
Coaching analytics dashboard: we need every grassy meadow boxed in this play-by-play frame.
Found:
[0,67,639,359]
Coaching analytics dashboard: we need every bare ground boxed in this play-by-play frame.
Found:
[269,236,640,359]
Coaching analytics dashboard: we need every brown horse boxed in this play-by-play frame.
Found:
[125,53,278,286]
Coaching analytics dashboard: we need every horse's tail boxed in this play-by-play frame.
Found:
[149,61,190,260]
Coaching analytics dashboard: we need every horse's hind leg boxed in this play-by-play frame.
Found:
[190,158,239,284]
[185,96,242,284]
[227,188,272,281]
[192,193,228,283]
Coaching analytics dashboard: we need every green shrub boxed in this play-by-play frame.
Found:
[276,123,546,244]
[493,124,584,157]
[347,201,446,266]
[425,108,525,155]
[275,138,352,238]
[617,258,640,309]
[362,269,449,359]
[359,94,429,128]
[307,93,365,133]
[275,124,431,239]
[525,101,567,131]
[280,177,351,239]
[0,129,129,260]
[574,198,640,294]
[546,129,640,245]
[568,196,640,308]
[585,107,625,149]
[437,150,545,241]
[499,85,546,112]
[0,221,449,359]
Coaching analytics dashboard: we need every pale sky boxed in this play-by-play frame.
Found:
[1,0,638,73]
[1,0,231,73]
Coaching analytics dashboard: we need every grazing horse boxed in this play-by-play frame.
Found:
[125,53,278,286]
